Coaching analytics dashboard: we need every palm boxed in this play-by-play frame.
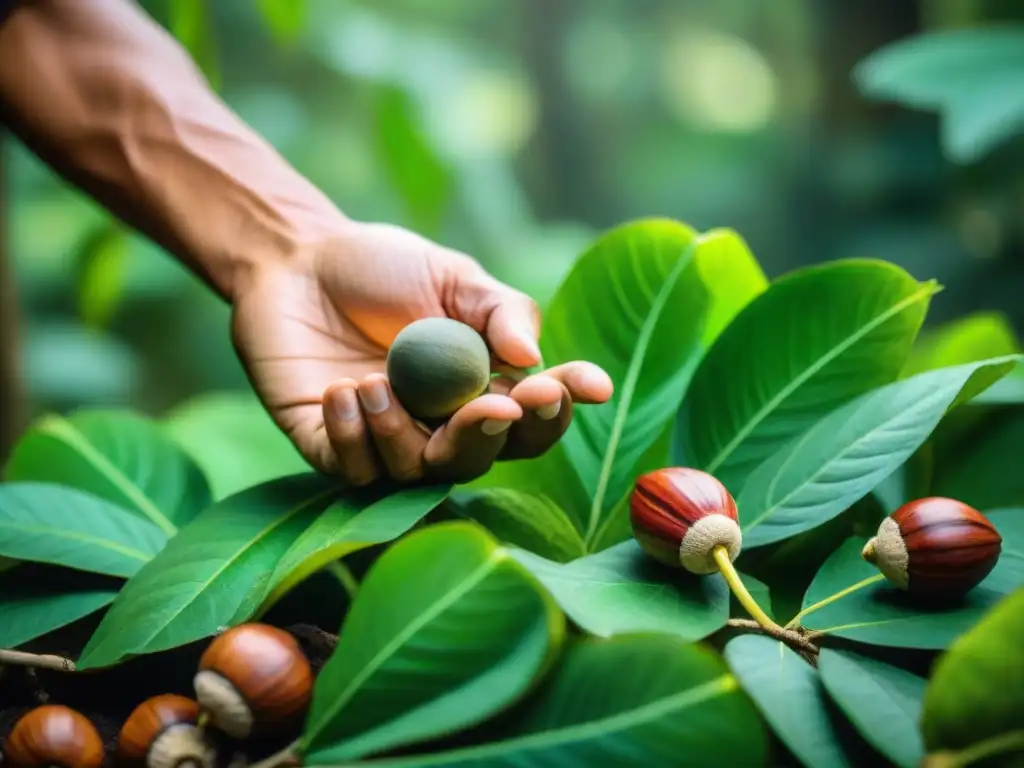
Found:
[230,222,613,482]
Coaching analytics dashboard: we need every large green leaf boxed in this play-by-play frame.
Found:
[920,589,1024,763]
[352,634,767,767]
[258,483,452,611]
[0,573,118,650]
[904,311,1020,377]
[300,522,564,763]
[973,360,1024,405]
[818,649,927,768]
[679,259,937,493]
[445,488,586,563]
[541,221,766,548]
[932,411,1024,511]
[725,635,856,768]
[76,474,343,669]
[794,509,1023,649]
[162,391,309,501]
[5,409,211,534]
[854,28,1024,163]
[511,540,729,641]
[735,356,1018,548]
[0,483,168,578]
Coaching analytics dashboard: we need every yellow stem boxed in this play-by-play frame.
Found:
[712,546,780,633]
[784,573,885,630]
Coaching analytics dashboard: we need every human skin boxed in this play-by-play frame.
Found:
[0,0,613,484]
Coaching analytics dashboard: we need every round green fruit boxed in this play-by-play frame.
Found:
[386,317,491,422]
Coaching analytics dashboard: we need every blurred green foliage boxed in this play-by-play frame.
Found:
[4,0,1024,436]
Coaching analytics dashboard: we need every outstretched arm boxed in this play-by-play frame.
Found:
[0,0,614,485]
[0,0,345,302]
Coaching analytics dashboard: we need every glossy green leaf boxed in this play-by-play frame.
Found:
[818,649,927,768]
[973,360,1024,405]
[736,356,1019,548]
[932,411,1024,510]
[921,589,1024,760]
[445,488,586,563]
[725,635,856,768]
[795,509,1023,649]
[73,220,129,330]
[541,222,766,548]
[355,634,767,767]
[258,483,452,611]
[854,28,1024,162]
[76,474,343,669]
[374,85,453,237]
[301,522,564,762]
[0,483,168,578]
[257,0,306,44]
[679,259,937,493]
[904,311,1020,377]
[0,569,118,650]
[511,540,729,641]
[162,391,309,501]
[5,409,212,535]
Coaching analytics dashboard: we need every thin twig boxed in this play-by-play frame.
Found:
[727,618,820,656]
[0,649,77,672]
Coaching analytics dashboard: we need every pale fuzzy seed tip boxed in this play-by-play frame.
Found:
[871,516,909,590]
[194,669,253,740]
[679,514,742,575]
[147,724,217,768]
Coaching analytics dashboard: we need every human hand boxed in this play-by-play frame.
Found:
[231,222,614,485]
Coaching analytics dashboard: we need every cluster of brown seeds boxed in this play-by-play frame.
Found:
[2,623,313,768]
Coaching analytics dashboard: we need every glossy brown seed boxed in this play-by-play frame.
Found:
[3,705,104,768]
[629,467,742,574]
[116,694,205,767]
[863,497,1002,598]
[195,623,313,739]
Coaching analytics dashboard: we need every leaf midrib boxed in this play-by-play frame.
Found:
[583,241,697,548]
[0,520,153,563]
[40,416,177,536]
[743,369,964,533]
[79,486,339,665]
[361,673,737,766]
[704,282,936,475]
[303,547,506,751]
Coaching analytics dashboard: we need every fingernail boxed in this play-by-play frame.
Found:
[583,365,610,391]
[536,400,561,420]
[481,419,512,436]
[516,331,542,362]
[336,388,360,421]
[358,380,390,414]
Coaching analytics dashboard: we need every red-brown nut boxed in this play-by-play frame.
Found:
[193,623,313,740]
[116,694,215,768]
[629,467,742,574]
[862,497,1002,598]
[3,705,104,768]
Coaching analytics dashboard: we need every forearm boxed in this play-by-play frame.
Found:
[0,0,347,301]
